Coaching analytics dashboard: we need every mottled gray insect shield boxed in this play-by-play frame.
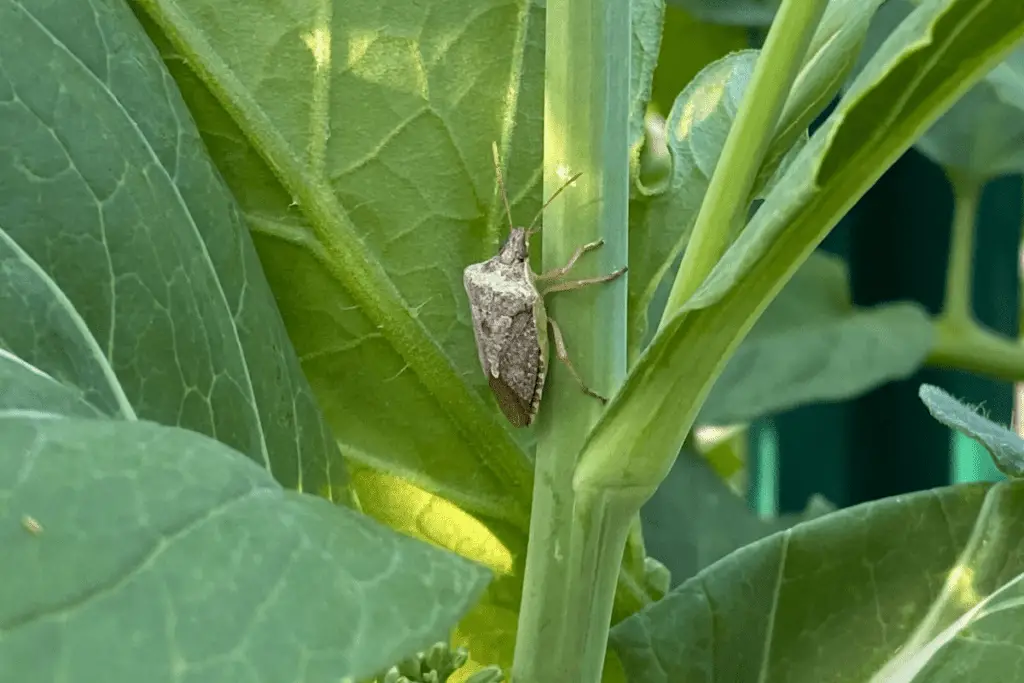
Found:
[462,143,627,428]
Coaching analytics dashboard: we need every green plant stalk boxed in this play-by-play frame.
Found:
[925,170,1024,383]
[940,169,983,326]
[660,0,830,324]
[562,489,639,683]
[928,321,1024,382]
[511,0,630,678]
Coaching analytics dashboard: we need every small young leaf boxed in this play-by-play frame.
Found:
[698,253,933,425]
[0,351,103,419]
[919,383,1024,477]
[0,417,490,683]
[614,480,1024,683]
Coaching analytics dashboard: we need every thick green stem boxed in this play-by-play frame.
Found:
[563,490,638,683]
[511,0,630,679]
[660,0,829,325]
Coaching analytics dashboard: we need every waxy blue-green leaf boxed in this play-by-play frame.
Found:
[0,0,344,498]
[0,416,490,683]
[0,351,103,419]
[614,480,1024,683]
[920,383,1024,477]
[854,0,1024,180]
[575,0,1024,496]
[698,253,933,425]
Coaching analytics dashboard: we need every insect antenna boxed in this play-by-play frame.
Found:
[525,169,583,236]
[491,142,515,230]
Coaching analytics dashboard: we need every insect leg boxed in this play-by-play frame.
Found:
[540,266,627,295]
[547,318,608,403]
[535,239,605,281]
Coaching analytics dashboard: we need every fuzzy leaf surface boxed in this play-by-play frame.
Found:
[920,383,1024,477]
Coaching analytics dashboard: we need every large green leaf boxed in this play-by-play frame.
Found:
[0,416,490,683]
[575,0,1024,495]
[612,480,1024,682]
[128,0,664,665]
[628,0,886,358]
[131,0,539,525]
[920,384,1024,477]
[131,0,659,526]
[130,0,661,595]
[855,0,1024,180]
[0,0,344,498]
[698,252,934,425]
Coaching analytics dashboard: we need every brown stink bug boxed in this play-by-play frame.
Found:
[462,143,627,427]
